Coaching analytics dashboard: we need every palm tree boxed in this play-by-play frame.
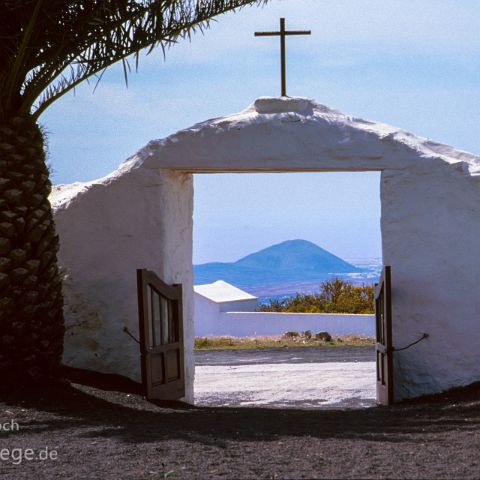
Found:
[0,0,266,385]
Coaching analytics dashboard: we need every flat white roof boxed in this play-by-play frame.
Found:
[194,280,257,303]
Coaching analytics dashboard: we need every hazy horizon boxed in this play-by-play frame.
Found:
[193,174,382,264]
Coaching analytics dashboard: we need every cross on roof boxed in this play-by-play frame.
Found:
[255,18,311,97]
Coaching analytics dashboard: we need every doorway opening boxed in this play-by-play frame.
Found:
[192,171,383,409]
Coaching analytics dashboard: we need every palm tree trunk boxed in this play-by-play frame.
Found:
[0,115,64,384]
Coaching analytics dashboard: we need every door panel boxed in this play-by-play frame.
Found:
[375,265,394,405]
[137,269,185,400]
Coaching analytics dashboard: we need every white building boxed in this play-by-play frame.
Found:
[194,280,258,313]
[194,280,257,336]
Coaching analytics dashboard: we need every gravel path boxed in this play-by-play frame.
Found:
[195,345,376,366]
[1,374,480,479]
[195,363,376,409]
[194,346,376,409]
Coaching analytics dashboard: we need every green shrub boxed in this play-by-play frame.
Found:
[282,331,300,338]
[315,331,332,342]
[259,279,374,314]
[195,337,210,349]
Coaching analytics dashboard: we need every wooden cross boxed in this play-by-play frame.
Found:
[255,18,311,97]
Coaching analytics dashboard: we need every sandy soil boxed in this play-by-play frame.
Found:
[1,377,480,479]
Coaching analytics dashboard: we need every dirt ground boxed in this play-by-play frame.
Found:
[1,374,480,480]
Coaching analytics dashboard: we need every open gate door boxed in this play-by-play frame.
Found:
[137,269,185,400]
[375,265,394,405]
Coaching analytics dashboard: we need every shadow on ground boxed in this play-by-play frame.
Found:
[1,374,480,449]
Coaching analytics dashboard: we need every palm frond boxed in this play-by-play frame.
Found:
[0,0,268,119]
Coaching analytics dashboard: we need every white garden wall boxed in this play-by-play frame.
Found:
[195,312,375,337]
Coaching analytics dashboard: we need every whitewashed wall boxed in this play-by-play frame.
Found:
[52,168,195,403]
[381,165,480,399]
[218,298,258,312]
[195,312,375,337]
[194,293,220,337]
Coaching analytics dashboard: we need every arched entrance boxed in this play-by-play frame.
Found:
[52,96,480,404]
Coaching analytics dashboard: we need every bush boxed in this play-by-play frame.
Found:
[315,331,332,342]
[195,337,210,348]
[282,331,300,338]
[259,279,374,314]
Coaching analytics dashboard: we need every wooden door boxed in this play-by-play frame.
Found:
[375,265,394,405]
[137,269,185,400]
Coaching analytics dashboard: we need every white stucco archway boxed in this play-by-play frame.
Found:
[52,97,480,403]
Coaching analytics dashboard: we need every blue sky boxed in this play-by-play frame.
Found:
[41,0,480,263]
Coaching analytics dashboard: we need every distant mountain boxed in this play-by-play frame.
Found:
[194,239,363,289]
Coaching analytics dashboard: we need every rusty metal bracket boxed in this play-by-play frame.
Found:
[393,333,429,352]
[123,326,140,344]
